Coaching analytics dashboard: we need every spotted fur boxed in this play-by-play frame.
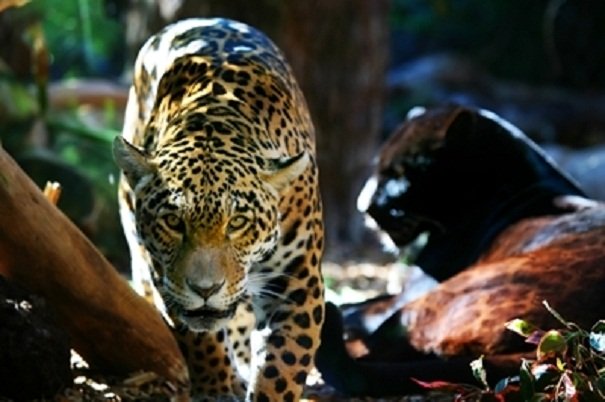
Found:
[114,18,324,401]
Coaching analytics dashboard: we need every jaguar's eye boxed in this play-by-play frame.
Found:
[227,215,249,233]
[163,213,184,231]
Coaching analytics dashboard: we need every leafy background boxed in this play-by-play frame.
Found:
[2,0,605,272]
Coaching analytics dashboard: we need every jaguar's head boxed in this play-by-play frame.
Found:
[358,104,558,248]
[358,106,468,248]
[114,135,308,331]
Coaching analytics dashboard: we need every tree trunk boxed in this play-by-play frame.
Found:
[280,1,389,259]
[0,145,188,390]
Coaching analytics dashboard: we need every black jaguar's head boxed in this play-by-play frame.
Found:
[358,105,583,255]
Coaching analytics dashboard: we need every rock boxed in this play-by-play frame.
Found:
[0,275,71,400]
[543,143,605,201]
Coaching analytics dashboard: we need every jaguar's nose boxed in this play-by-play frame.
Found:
[185,278,225,299]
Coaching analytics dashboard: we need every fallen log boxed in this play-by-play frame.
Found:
[0,144,189,392]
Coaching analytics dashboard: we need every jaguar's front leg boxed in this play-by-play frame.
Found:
[247,259,324,402]
[173,326,246,401]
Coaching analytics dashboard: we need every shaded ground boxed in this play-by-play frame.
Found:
[303,260,442,402]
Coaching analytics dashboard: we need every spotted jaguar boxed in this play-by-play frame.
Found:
[114,18,324,401]
[316,105,605,397]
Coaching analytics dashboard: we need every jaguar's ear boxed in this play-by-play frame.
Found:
[444,108,477,143]
[261,151,310,192]
[113,136,154,188]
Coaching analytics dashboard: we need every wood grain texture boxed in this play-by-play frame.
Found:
[0,145,189,391]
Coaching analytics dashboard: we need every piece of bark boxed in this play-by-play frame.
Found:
[43,180,62,205]
[0,145,189,391]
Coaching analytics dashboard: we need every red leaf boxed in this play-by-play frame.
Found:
[411,378,471,393]
[560,372,579,402]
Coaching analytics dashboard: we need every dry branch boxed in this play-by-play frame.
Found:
[48,79,129,110]
[0,145,188,390]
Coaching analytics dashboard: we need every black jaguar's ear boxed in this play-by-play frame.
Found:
[444,108,477,143]
[261,151,310,192]
[113,136,154,188]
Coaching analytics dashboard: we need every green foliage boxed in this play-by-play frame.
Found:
[29,0,124,77]
[0,79,38,119]
[506,318,540,338]
[470,356,489,390]
[390,0,605,89]
[391,0,550,83]
[416,302,605,401]
[0,0,128,271]
[537,330,568,361]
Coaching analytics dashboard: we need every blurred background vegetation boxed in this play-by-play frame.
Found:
[1,0,604,273]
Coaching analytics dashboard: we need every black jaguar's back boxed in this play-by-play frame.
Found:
[317,105,605,398]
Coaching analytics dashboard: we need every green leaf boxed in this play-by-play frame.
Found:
[46,116,118,144]
[570,372,589,395]
[532,363,560,391]
[520,359,535,401]
[0,79,38,118]
[493,376,517,394]
[537,330,567,360]
[506,318,539,338]
[556,358,565,371]
[590,320,605,353]
[470,355,489,389]
[595,375,605,395]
